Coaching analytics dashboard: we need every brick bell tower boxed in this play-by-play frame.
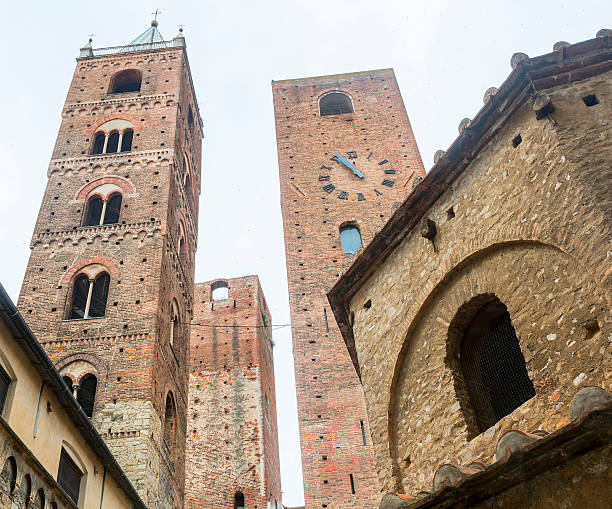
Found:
[17,22,202,508]
[272,69,425,508]
[185,276,281,509]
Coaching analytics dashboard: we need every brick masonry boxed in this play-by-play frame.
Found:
[272,69,425,508]
[17,41,202,508]
[344,71,612,495]
[185,276,281,508]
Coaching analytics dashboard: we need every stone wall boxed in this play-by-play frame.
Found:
[347,71,612,494]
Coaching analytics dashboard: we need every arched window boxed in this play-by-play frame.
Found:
[109,69,142,94]
[234,492,245,509]
[455,297,535,434]
[163,393,177,454]
[69,272,110,319]
[211,281,228,301]
[77,374,97,418]
[120,129,133,152]
[62,376,74,394]
[106,132,120,154]
[103,194,122,224]
[89,120,135,155]
[84,193,122,226]
[0,456,17,495]
[34,488,45,509]
[339,224,362,254]
[319,92,353,116]
[169,300,179,348]
[21,474,31,508]
[92,132,105,155]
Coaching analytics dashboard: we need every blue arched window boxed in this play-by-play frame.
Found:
[340,224,362,254]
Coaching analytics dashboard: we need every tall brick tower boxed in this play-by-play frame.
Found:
[185,276,281,509]
[272,69,425,508]
[17,23,202,508]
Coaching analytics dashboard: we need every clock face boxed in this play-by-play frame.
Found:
[317,149,400,201]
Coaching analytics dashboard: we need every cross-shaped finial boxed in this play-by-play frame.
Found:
[152,8,162,20]
[178,24,186,30]
[88,33,96,42]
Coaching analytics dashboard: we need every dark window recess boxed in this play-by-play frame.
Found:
[0,456,17,494]
[91,132,105,154]
[234,492,245,509]
[57,450,82,505]
[0,364,11,414]
[323,308,329,333]
[106,132,120,154]
[512,134,522,148]
[461,301,535,432]
[69,275,90,319]
[319,92,353,116]
[85,197,104,226]
[62,376,73,393]
[88,273,110,317]
[349,474,356,495]
[109,69,142,94]
[188,106,195,132]
[77,374,97,417]
[103,194,122,224]
[582,94,599,107]
[121,130,134,152]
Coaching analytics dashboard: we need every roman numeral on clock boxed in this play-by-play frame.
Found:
[321,164,332,170]
[322,184,335,193]
[346,151,357,159]
[382,179,395,187]
[318,175,331,181]
[331,155,339,163]
[378,159,389,165]
[374,188,382,196]
[357,193,366,201]
[384,169,396,174]
[337,191,349,200]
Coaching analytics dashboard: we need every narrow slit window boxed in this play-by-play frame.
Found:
[349,474,355,495]
[340,224,362,254]
[360,420,367,446]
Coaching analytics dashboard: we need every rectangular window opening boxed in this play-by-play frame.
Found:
[582,94,599,107]
[512,134,522,148]
[57,449,82,505]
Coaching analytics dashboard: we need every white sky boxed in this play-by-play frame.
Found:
[0,1,609,506]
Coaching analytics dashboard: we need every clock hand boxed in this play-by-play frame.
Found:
[334,151,365,179]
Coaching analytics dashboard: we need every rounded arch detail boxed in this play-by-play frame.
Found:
[386,239,610,474]
[85,113,143,135]
[75,176,136,201]
[60,257,121,284]
[55,353,108,384]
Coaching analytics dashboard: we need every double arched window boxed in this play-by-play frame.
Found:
[109,69,142,94]
[319,92,354,116]
[60,361,99,418]
[68,268,110,320]
[84,193,122,226]
[90,119,135,155]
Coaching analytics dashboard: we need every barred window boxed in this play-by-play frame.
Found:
[319,92,353,116]
[459,298,535,433]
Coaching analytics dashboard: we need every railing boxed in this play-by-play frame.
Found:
[89,40,178,58]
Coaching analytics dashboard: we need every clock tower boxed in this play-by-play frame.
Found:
[273,69,425,508]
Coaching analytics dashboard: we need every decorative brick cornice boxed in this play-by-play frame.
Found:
[31,220,163,248]
[48,149,172,177]
[64,93,176,116]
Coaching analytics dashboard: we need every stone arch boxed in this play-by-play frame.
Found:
[0,456,17,495]
[84,113,143,136]
[55,353,107,386]
[386,240,610,485]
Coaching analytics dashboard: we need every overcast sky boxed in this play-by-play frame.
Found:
[0,1,609,505]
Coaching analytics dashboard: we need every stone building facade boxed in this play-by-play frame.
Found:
[328,33,612,505]
[17,25,202,508]
[185,276,282,509]
[272,70,425,508]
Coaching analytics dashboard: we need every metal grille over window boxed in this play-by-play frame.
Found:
[319,92,353,116]
[57,450,82,505]
[461,305,535,432]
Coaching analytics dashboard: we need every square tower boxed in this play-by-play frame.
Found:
[272,69,425,508]
[185,276,281,508]
[17,24,202,508]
